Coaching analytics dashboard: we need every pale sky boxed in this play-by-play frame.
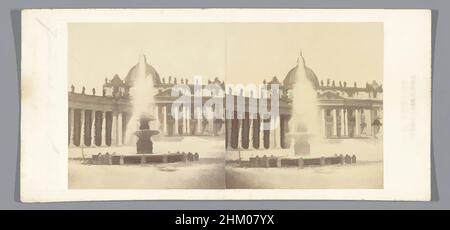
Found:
[68,22,383,92]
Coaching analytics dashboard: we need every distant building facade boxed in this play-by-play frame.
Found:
[68,56,383,150]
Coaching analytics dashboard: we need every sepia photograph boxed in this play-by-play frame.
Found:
[67,22,383,189]
[20,9,431,201]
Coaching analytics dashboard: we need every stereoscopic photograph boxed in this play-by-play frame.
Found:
[20,9,431,201]
[66,22,383,189]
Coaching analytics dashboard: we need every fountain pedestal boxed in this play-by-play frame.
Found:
[135,116,159,154]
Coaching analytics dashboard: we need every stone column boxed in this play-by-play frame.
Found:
[111,113,117,145]
[235,118,240,149]
[276,116,281,148]
[226,119,232,149]
[117,112,123,145]
[186,107,191,135]
[90,110,96,146]
[101,111,107,146]
[344,109,349,136]
[248,118,253,149]
[80,109,85,147]
[355,109,360,137]
[371,108,378,135]
[208,107,214,136]
[365,109,372,136]
[196,107,202,135]
[272,116,280,149]
[162,105,168,135]
[269,119,274,149]
[332,108,337,137]
[321,108,326,137]
[184,107,188,135]
[182,107,187,135]
[174,109,179,136]
[340,108,345,137]
[69,108,75,147]
[260,119,265,149]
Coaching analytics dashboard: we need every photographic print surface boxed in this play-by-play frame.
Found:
[68,22,383,189]
[21,9,431,201]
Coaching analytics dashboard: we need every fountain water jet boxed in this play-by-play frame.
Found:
[287,52,321,155]
[125,54,160,153]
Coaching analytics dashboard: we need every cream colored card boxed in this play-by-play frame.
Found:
[21,9,431,202]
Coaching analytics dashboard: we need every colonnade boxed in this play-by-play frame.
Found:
[68,105,382,148]
[68,105,225,147]
[68,108,126,147]
[225,114,285,150]
[321,107,382,138]
[160,105,225,136]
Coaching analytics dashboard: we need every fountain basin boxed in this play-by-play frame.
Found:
[89,152,200,165]
[227,154,356,168]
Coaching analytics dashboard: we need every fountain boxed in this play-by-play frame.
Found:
[127,54,161,154]
[124,54,160,147]
[89,54,200,165]
[287,52,321,155]
[135,113,159,154]
[228,52,358,168]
